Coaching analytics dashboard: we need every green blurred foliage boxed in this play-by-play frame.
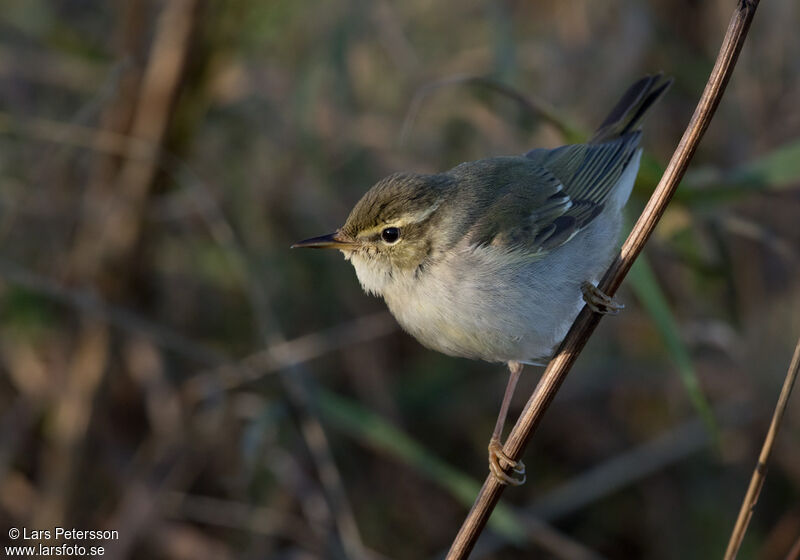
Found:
[0,1,799,559]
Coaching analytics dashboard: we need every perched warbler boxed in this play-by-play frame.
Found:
[294,74,671,485]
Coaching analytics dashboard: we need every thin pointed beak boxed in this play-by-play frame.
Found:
[291,231,357,250]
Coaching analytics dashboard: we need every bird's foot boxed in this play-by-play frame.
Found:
[581,282,624,315]
[488,438,526,486]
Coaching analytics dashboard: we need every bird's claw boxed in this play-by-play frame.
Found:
[581,282,624,315]
[488,438,526,486]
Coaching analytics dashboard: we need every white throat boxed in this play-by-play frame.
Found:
[345,251,395,297]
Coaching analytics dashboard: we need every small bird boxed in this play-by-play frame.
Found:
[294,74,671,485]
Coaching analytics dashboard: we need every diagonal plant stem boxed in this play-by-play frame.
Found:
[724,336,800,559]
[446,1,762,558]
[399,71,718,438]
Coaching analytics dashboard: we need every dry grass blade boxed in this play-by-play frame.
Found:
[0,256,226,365]
[446,1,762,558]
[0,255,395,388]
[183,312,396,402]
[724,336,800,560]
[0,112,157,160]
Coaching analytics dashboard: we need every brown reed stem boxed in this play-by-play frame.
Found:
[446,2,762,558]
[724,337,800,560]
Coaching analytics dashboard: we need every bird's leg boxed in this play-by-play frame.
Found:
[487,361,526,486]
[581,281,624,315]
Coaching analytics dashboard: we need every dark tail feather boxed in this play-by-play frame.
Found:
[590,73,673,144]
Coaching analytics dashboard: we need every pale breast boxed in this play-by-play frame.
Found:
[382,249,563,362]
[382,204,623,363]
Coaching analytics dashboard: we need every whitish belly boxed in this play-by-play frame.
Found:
[383,212,621,363]
[383,255,575,363]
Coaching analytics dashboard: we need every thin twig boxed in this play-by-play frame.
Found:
[71,0,199,277]
[0,255,226,365]
[724,336,800,559]
[162,492,328,551]
[440,401,749,560]
[0,256,395,382]
[319,389,606,560]
[787,533,800,560]
[182,311,396,402]
[527,402,750,522]
[0,111,158,160]
[164,492,391,560]
[446,2,761,558]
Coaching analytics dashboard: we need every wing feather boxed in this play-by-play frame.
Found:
[463,74,670,258]
[467,132,639,257]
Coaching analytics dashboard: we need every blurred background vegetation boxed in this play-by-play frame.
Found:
[0,0,798,558]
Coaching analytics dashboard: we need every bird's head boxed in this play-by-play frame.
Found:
[293,172,455,296]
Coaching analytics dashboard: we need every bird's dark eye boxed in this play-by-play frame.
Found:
[381,227,401,244]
